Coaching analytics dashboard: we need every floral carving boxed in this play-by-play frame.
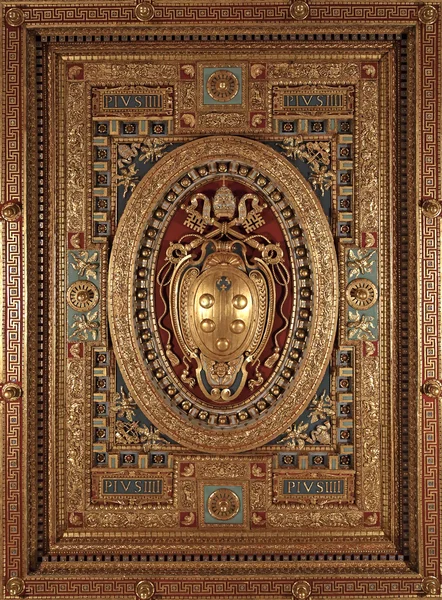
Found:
[347,248,375,278]
[69,310,100,341]
[66,83,86,231]
[279,136,334,196]
[278,391,334,448]
[268,63,359,81]
[267,510,362,528]
[347,310,376,340]
[70,250,99,280]
[359,81,379,230]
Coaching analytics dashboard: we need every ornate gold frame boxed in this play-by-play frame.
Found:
[1,1,441,599]
[109,136,338,452]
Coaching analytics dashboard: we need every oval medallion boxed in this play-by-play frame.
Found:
[109,136,338,452]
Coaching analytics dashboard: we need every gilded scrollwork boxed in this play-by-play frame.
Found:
[196,462,248,479]
[84,63,178,81]
[199,113,247,129]
[66,82,86,231]
[361,357,381,511]
[359,81,379,230]
[267,510,363,528]
[66,359,85,511]
[278,391,334,448]
[250,482,267,510]
[112,387,171,448]
[115,164,139,198]
[181,82,196,110]
[250,82,266,109]
[180,480,197,508]
[85,510,178,528]
[268,63,359,82]
[279,137,335,197]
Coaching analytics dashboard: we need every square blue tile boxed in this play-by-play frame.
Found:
[203,67,242,105]
[204,485,243,524]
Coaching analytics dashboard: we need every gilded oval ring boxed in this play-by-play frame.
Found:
[109,136,338,453]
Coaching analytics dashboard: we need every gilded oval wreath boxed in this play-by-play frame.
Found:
[109,136,338,453]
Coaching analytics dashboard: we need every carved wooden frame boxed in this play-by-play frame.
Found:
[0,1,441,599]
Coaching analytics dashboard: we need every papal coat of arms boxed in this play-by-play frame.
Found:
[162,184,288,403]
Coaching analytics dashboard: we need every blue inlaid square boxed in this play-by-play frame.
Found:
[95,197,110,212]
[150,121,168,135]
[280,121,297,134]
[338,222,351,237]
[120,452,138,466]
[203,485,243,524]
[278,452,298,468]
[95,122,109,136]
[121,122,138,136]
[338,196,352,212]
[309,120,326,134]
[149,451,169,467]
[203,67,242,105]
[339,120,352,133]
[309,453,328,468]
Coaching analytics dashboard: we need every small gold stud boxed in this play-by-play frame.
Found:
[135,2,155,21]
[422,198,442,218]
[292,580,311,600]
[418,4,438,25]
[1,203,22,221]
[5,8,24,26]
[289,1,310,20]
[5,577,25,597]
[422,379,442,398]
[1,383,22,400]
[136,580,155,600]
